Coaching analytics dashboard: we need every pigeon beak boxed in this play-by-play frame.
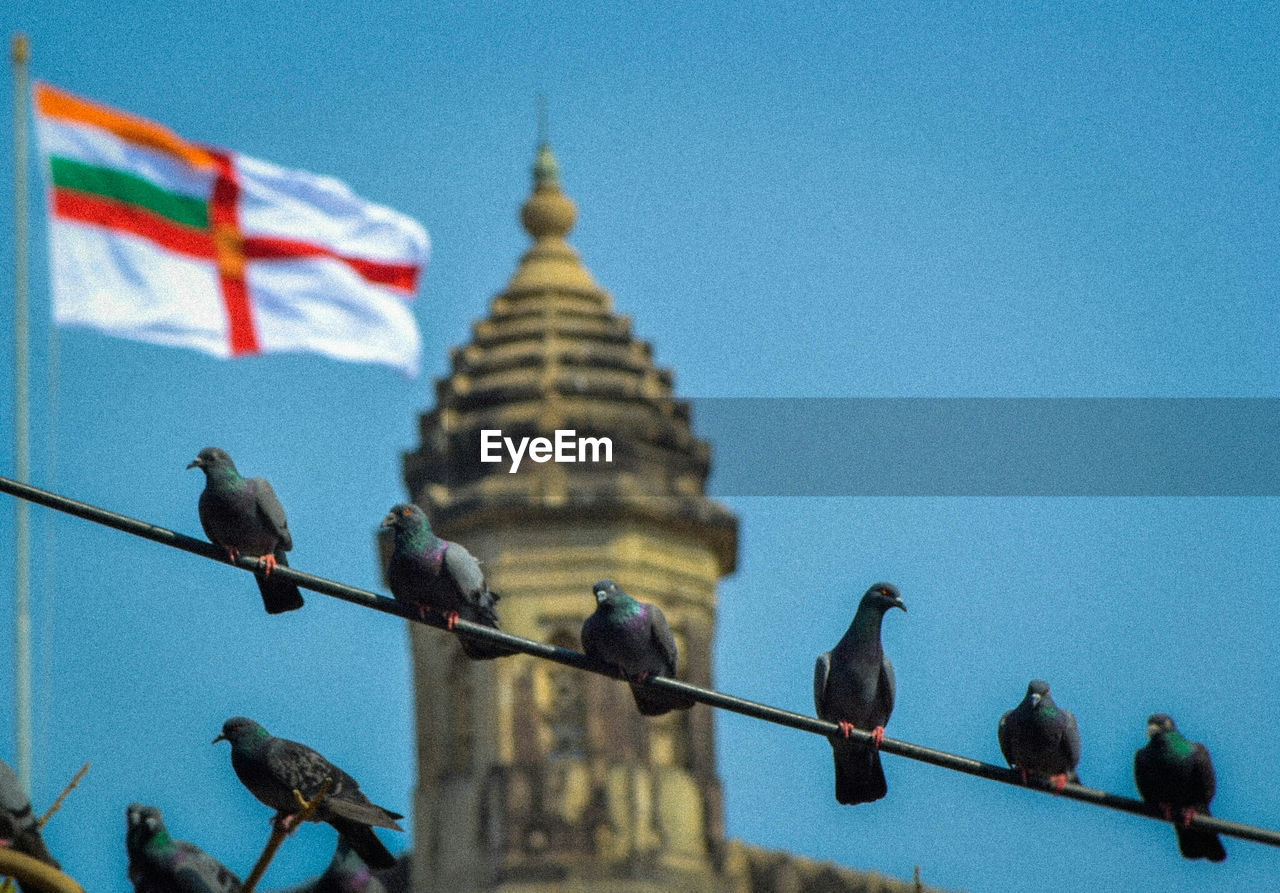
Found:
[892,598,907,613]
[212,733,227,744]
[186,458,201,470]
[594,591,608,605]
[380,513,396,529]
[1030,693,1042,708]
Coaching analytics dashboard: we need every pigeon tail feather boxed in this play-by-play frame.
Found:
[833,743,887,805]
[330,818,396,871]
[255,551,304,614]
[629,682,695,716]
[455,606,518,659]
[458,635,519,660]
[1175,822,1227,862]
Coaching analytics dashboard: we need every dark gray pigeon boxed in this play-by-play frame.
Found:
[188,447,304,614]
[813,583,906,805]
[998,679,1081,790]
[304,838,389,893]
[0,758,58,876]
[214,717,402,871]
[125,803,243,893]
[381,503,512,659]
[581,579,695,716]
[1134,713,1226,862]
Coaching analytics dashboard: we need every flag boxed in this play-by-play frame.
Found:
[34,83,429,376]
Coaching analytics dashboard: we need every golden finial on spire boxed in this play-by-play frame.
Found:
[507,97,596,293]
[521,95,574,240]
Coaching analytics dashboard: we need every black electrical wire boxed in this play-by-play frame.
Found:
[2,474,1276,851]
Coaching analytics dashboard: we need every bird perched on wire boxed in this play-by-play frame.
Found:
[1134,713,1227,862]
[998,679,1081,791]
[381,502,512,659]
[0,757,59,876]
[214,717,403,870]
[188,447,304,614]
[125,803,243,893]
[813,583,907,805]
[581,579,695,716]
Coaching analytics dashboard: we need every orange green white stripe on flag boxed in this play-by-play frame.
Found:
[35,83,429,375]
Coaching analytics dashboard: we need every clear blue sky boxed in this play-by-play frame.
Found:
[1,3,1277,891]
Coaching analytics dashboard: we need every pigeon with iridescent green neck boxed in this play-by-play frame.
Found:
[381,502,512,659]
[998,679,1081,790]
[581,579,695,716]
[0,757,59,884]
[214,717,403,870]
[1134,713,1226,862]
[188,447,303,614]
[125,803,242,893]
[814,583,906,805]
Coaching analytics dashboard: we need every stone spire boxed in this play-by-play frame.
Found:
[404,143,736,571]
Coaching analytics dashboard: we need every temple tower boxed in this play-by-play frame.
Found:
[401,143,738,892]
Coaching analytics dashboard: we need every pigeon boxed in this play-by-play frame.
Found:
[998,679,1081,791]
[381,502,512,659]
[125,803,243,893]
[813,583,906,805]
[188,447,304,614]
[214,717,403,871]
[1134,713,1227,862]
[305,837,389,893]
[581,579,695,716]
[0,758,58,875]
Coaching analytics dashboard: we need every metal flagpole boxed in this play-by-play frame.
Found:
[11,32,33,788]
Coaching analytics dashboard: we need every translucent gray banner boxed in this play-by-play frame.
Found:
[691,398,1279,496]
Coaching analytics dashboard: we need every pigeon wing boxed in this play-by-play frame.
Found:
[647,605,680,675]
[249,477,291,552]
[998,711,1016,767]
[875,654,896,724]
[580,611,605,661]
[1191,742,1217,804]
[1061,711,1082,771]
[443,542,485,602]
[1133,744,1158,802]
[174,842,243,893]
[444,541,501,626]
[265,738,338,803]
[813,652,831,717]
[0,760,30,817]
